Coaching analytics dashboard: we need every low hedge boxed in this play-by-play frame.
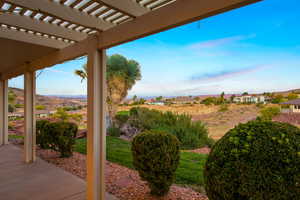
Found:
[204,120,300,200]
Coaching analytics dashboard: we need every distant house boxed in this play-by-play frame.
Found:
[36,110,54,118]
[8,110,54,120]
[8,112,24,120]
[280,99,300,113]
[146,101,165,106]
[233,95,266,104]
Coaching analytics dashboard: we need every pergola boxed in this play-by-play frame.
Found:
[0,0,261,199]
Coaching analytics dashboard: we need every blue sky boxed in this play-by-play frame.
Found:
[9,0,300,97]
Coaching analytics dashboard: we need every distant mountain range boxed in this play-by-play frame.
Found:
[46,95,87,99]
[9,87,300,106]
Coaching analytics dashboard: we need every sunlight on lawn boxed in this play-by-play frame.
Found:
[75,136,207,187]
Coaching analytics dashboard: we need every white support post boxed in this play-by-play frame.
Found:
[0,79,8,145]
[86,48,107,200]
[24,71,36,163]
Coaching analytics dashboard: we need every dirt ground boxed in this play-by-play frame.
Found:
[193,105,260,140]
[120,104,260,140]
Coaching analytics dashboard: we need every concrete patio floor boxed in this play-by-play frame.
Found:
[0,144,117,200]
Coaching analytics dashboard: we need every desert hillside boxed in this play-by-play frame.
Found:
[10,87,86,111]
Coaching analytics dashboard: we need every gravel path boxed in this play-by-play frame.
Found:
[37,149,208,200]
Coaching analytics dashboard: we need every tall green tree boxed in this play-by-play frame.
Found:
[220,92,225,103]
[75,54,141,120]
[8,89,16,104]
[8,89,16,113]
[132,95,138,102]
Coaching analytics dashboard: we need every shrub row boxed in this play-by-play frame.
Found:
[116,107,213,149]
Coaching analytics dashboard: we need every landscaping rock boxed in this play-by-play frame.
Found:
[36,148,208,200]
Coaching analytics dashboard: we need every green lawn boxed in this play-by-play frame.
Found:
[8,135,24,139]
[75,136,208,187]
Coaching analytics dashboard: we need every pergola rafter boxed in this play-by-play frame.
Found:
[0,23,74,49]
[0,13,86,42]
[4,0,115,31]
[0,0,262,199]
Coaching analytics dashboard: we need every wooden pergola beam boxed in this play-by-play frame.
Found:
[0,14,87,41]
[0,26,71,49]
[5,0,115,31]
[99,0,262,49]
[0,35,98,80]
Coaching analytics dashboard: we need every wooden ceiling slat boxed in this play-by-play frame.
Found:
[150,0,175,10]
[94,7,110,17]
[39,14,48,21]
[8,4,17,12]
[19,7,27,15]
[143,0,158,7]
[115,16,130,24]
[110,14,125,23]
[56,20,65,26]
[99,0,149,17]
[78,0,95,11]
[47,17,56,24]
[93,0,135,18]
[60,0,68,5]
[69,0,83,8]
[102,10,117,21]
[86,3,103,14]
[29,10,38,18]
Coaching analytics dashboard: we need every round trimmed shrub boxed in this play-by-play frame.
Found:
[132,130,180,196]
[37,120,78,158]
[47,121,78,157]
[204,120,300,200]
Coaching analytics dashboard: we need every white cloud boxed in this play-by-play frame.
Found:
[189,34,256,50]
[44,68,72,75]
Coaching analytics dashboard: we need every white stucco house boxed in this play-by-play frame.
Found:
[280,99,300,113]
[233,95,266,104]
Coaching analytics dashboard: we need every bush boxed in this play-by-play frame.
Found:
[36,120,78,157]
[36,105,46,110]
[115,111,130,126]
[204,120,300,200]
[15,104,24,108]
[36,120,51,149]
[108,125,121,137]
[260,106,280,120]
[218,104,229,112]
[132,130,180,196]
[127,107,212,149]
[8,104,15,113]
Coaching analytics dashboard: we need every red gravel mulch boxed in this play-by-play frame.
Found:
[36,149,208,200]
